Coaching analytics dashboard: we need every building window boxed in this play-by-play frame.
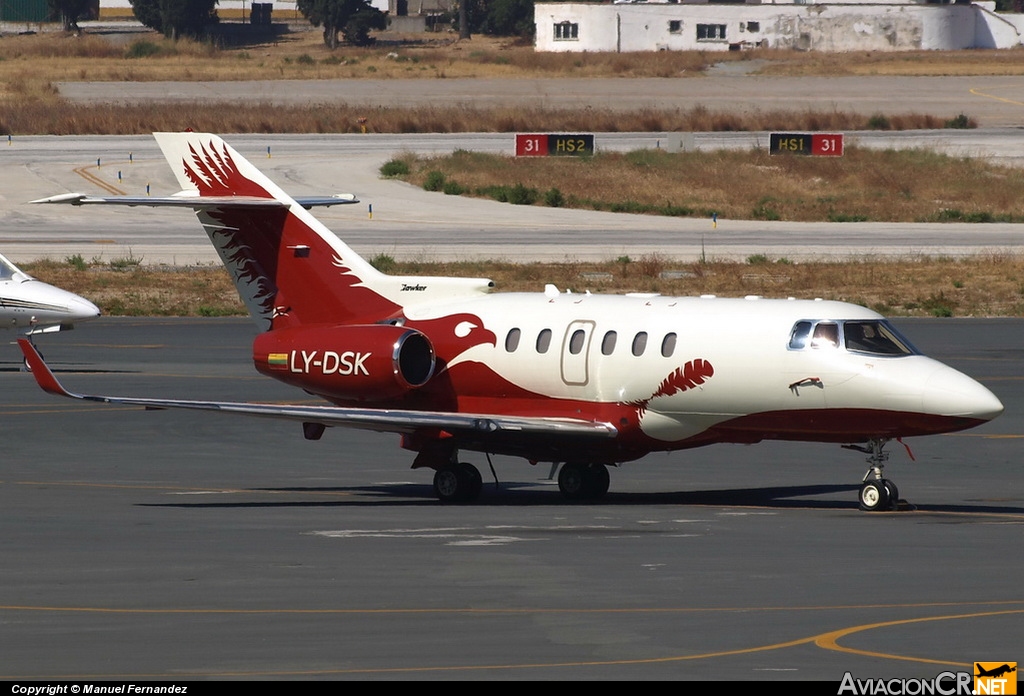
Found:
[554,22,578,41]
[747,21,760,33]
[668,20,682,34]
[696,24,726,41]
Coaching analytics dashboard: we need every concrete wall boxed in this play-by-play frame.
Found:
[535,3,1022,52]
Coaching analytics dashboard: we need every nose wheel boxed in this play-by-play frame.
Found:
[845,438,902,512]
[858,478,899,512]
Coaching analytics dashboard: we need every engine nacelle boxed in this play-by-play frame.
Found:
[253,324,436,402]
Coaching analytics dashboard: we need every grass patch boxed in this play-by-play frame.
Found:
[392,148,1024,223]
[22,254,1024,318]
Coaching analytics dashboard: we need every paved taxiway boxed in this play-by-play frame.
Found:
[55,75,1024,127]
[6,131,1024,264]
[1,318,1020,679]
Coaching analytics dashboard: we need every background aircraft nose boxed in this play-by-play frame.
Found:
[62,290,101,321]
[923,365,1003,422]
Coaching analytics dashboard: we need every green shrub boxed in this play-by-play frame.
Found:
[124,40,162,59]
[423,170,446,192]
[442,180,465,195]
[544,188,564,207]
[370,253,396,272]
[380,159,410,177]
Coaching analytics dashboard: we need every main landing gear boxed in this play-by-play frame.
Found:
[427,458,612,503]
[556,462,610,501]
[433,462,483,504]
[844,438,901,512]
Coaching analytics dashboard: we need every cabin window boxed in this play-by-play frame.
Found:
[661,333,677,358]
[569,329,586,354]
[536,328,552,354]
[632,332,648,357]
[554,22,578,41]
[505,328,521,352]
[601,331,617,356]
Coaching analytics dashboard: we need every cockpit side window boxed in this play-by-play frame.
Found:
[811,322,839,349]
[788,321,813,350]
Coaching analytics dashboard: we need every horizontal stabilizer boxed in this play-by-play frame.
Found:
[31,193,358,210]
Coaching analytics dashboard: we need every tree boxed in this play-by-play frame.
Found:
[129,0,219,40]
[479,0,534,38]
[452,0,535,40]
[48,0,93,32]
[297,0,386,49]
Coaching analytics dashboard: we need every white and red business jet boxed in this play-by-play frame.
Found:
[23,132,1003,510]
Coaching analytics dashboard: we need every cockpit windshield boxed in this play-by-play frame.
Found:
[789,319,917,356]
[0,255,22,281]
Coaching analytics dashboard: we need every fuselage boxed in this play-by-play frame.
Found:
[285,290,1003,463]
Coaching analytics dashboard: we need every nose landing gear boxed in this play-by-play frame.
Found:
[845,438,902,512]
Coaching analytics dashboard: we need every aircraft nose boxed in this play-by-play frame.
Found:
[922,365,1003,422]
[63,292,101,321]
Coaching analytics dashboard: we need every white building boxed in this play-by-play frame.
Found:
[534,1,1024,52]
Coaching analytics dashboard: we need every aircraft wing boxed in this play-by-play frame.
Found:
[31,193,359,210]
[18,339,617,440]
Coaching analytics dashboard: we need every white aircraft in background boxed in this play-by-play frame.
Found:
[1,253,100,336]
[22,132,1004,510]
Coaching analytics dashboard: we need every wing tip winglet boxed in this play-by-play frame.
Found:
[17,338,75,397]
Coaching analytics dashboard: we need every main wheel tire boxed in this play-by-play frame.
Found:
[859,480,890,512]
[458,462,483,502]
[584,463,610,499]
[434,464,482,503]
[883,479,900,510]
[558,463,588,500]
[434,466,464,503]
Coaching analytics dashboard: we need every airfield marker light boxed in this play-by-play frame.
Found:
[129,152,133,164]
[146,183,151,196]
[118,171,122,183]
[712,212,718,229]
[359,117,368,133]
[267,146,271,159]
[96,158,101,169]
[368,203,373,220]
[7,135,11,146]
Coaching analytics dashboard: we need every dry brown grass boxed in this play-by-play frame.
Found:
[0,30,1007,134]
[24,254,1024,318]
[398,147,1024,223]
[25,260,240,316]
[0,100,960,135]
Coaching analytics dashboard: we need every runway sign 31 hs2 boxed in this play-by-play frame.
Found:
[515,133,595,157]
